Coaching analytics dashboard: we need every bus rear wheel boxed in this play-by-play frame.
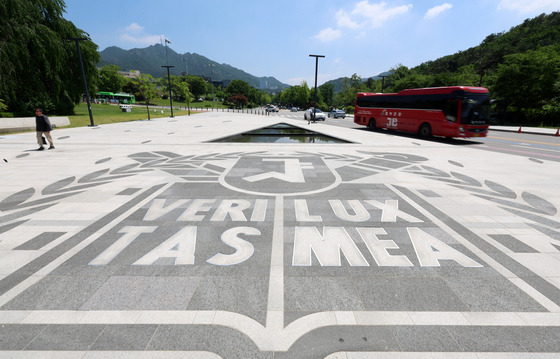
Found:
[418,123,432,138]
[367,119,377,131]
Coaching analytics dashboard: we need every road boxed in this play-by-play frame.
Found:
[270,110,560,163]
[480,131,560,163]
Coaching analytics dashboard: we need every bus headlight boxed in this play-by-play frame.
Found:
[459,126,465,132]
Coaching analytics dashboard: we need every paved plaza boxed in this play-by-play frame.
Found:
[0,111,559,358]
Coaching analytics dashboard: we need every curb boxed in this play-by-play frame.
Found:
[489,127,559,137]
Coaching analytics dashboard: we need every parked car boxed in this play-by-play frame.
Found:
[265,105,279,112]
[328,109,346,119]
[290,107,298,112]
[304,108,326,121]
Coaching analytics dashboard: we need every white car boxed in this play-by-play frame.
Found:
[265,105,279,112]
[304,108,326,121]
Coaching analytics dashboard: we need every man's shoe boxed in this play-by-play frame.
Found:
[38,146,44,151]
[48,146,55,150]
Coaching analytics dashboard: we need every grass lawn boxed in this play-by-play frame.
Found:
[67,102,192,128]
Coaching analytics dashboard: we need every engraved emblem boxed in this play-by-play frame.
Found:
[222,155,339,195]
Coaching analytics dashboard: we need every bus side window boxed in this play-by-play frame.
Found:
[445,101,459,122]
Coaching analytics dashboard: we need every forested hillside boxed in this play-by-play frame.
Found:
[325,12,560,126]
[417,12,560,77]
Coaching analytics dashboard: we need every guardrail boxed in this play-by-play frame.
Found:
[171,107,282,116]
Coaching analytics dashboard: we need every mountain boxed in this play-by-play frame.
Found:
[321,78,346,93]
[98,44,290,90]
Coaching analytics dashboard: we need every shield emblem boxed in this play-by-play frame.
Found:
[222,155,339,195]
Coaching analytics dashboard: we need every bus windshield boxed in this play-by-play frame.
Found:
[460,94,490,125]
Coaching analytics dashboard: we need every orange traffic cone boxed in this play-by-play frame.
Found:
[518,126,522,133]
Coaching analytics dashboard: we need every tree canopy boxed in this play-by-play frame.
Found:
[0,0,100,115]
[98,65,126,93]
[226,79,251,98]
[492,45,560,122]
[279,82,310,108]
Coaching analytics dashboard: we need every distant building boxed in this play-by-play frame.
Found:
[204,77,229,88]
[119,70,140,79]
[96,68,140,79]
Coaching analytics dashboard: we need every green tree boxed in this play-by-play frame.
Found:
[215,87,225,100]
[0,0,100,115]
[364,77,378,91]
[319,83,334,108]
[279,86,294,106]
[134,74,158,120]
[293,82,310,108]
[260,93,272,105]
[383,65,410,92]
[122,77,140,99]
[454,64,480,86]
[176,80,193,114]
[279,82,310,108]
[492,45,560,123]
[226,79,251,98]
[206,82,215,101]
[98,65,126,93]
[391,71,434,91]
[247,87,262,107]
[186,75,207,100]
[335,74,365,108]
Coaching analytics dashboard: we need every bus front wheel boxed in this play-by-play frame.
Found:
[367,119,377,131]
[419,123,432,138]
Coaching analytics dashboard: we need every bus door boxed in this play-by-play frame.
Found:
[443,100,460,136]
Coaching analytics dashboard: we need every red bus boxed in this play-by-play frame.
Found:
[354,86,491,138]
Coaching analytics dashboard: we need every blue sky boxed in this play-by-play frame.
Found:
[64,0,560,86]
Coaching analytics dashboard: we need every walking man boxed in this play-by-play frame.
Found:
[35,108,54,150]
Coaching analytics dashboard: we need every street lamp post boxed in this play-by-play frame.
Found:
[380,75,387,93]
[183,57,191,116]
[212,84,215,110]
[162,65,174,117]
[309,54,325,123]
[377,71,394,93]
[64,37,95,127]
[209,64,216,110]
[162,39,174,118]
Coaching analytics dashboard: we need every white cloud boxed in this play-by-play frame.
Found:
[313,27,342,42]
[120,23,164,46]
[336,9,360,29]
[424,3,453,19]
[314,1,412,43]
[284,77,308,86]
[498,0,560,13]
[120,33,163,45]
[345,1,413,28]
[124,23,144,33]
